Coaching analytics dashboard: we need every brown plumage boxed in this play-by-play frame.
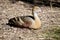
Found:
[8,6,41,29]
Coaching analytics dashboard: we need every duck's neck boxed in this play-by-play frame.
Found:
[32,8,39,20]
[33,12,39,20]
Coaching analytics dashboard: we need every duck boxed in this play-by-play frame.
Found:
[8,6,41,29]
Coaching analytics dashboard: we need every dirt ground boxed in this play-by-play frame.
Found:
[0,0,60,40]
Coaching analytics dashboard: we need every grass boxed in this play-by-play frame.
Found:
[52,27,60,40]
[44,26,60,40]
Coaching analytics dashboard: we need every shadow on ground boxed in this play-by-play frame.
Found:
[9,0,60,7]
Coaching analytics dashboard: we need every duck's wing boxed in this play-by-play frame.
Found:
[20,16,35,27]
[8,16,34,27]
[20,16,35,20]
[8,16,23,26]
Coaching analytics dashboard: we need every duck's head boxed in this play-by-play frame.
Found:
[32,6,41,14]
